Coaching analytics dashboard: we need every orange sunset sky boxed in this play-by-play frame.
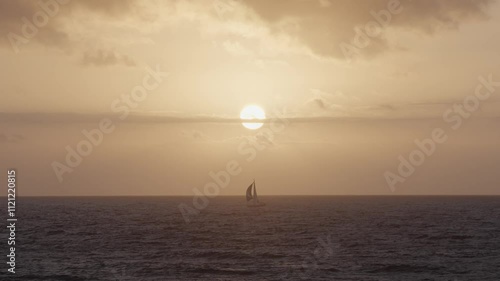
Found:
[1,0,499,196]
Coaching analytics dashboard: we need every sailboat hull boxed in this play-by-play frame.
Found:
[247,202,266,207]
[247,204,266,208]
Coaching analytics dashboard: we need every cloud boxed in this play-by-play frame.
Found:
[306,89,363,117]
[179,129,277,145]
[2,100,500,126]
[81,48,137,67]
[308,89,360,106]
[0,133,24,143]
[72,0,139,17]
[0,0,69,49]
[181,130,211,141]
[1,0,494,61]
[0,111,267,124]
[221,40,253,56]
[254,133,274,146]
[0,0,145,66]
[0,0,140,49]
[225,0,495,60]
[303,90,500,118]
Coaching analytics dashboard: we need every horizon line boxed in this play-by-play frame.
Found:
[5,194,500,198]
[2,111,500,124]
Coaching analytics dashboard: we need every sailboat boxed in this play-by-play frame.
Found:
[246,180,266,207]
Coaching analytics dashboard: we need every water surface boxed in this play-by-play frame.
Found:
[1,196,499,280]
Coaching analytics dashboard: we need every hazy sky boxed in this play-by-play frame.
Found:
[1,0,499,195]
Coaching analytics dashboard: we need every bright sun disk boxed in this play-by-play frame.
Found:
[240,105,265,130]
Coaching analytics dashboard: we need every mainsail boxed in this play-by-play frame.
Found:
[253,181,259,203]
[246,180,265,207]
[246,182,254,201]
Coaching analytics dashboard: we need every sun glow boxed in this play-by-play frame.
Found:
[240,105,265,130]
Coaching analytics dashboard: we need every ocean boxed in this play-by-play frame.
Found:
[1,196,499,280]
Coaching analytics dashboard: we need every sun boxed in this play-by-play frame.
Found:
[240,105,265,130]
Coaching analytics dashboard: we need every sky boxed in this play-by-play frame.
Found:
[1,0,499,196]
